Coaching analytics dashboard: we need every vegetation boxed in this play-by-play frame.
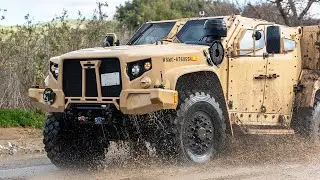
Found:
[116,0,320,28]
[0,6,131,110]
[0,0,319,128]
[115,0,206,29]
[0,109,45,128]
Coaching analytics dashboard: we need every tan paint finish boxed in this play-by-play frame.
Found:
[228,57,266,113]
[29,88,65,111]
[295,26,320,108]
[265,54,298,115]
[263,27,301,115]
[120,89,178,114]
[29,15,320,134]
[295,70,320,107]
[301,26,320,69]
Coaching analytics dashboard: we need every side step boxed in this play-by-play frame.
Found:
[233,124,295,135]
[246,128,294,135]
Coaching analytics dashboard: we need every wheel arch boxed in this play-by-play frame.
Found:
[173,70,233,136]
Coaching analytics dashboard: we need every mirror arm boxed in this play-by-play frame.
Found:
[252,23,275,56]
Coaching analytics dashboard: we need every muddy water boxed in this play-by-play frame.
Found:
[1,135,320,180]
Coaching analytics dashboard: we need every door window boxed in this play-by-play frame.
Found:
[284,38,296,51]
[239,29,265,55]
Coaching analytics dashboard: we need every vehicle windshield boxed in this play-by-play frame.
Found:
[176,19,208,42]
[128,22,176,45]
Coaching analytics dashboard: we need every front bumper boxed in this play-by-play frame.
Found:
[28,88,178,114]
[120,89,178,114]
[29,88,65,112]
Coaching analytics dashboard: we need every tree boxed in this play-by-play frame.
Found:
[96,1,108,21]
[268,0,320,26]
[203,1,240,16]
[115,0,206,29]
[242,3,286,25]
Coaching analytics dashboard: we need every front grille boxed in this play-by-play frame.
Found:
[86,69,98,97]
[63,58,122,97]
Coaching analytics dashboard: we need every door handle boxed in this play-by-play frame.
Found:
[254,74,280,79]
[267,73,280,79]
[254,74,267,79]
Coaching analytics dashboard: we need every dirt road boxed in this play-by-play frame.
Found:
[1,128,320,180]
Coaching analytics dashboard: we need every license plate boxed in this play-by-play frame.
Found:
[101,72,120,86]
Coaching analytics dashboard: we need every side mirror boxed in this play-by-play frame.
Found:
[266,26,281,54]
[203,19,227,42]
[103,33,120,47]
[253,31,262,40]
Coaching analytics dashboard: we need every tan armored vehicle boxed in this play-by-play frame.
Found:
[29,15,320,169]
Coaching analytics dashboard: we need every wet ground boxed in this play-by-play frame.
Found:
[1,128,320,180]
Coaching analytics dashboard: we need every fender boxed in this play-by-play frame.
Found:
[163,65,222,90]
[164,65,233,135]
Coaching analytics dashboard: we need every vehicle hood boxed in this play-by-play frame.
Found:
[60,43,208,62]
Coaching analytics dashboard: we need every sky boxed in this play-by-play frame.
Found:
[0,0,319,26]
[0,0,127,26]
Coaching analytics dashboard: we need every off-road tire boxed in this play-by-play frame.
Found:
[154,92,227,164]
[293,102,320,143]
[43,113,107,170]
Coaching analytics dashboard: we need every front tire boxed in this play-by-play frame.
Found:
[153,92,226,164]
[43,113,107,169]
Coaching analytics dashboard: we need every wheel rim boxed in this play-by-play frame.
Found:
[183,111,215,157]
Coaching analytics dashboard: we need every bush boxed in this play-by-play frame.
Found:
[0,109,45,128]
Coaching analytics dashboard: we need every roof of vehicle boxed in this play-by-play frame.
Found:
[146,16,230,24]
[147,15,293,29]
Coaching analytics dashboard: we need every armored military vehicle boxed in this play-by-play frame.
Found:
[29,15,320,169]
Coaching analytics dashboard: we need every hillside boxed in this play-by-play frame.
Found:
[0,19,89,30]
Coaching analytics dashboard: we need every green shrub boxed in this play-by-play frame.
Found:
[0,109,45,128]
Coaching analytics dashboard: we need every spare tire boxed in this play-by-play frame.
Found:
[208,41,224,66]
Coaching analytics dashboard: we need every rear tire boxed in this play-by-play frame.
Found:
[292,90,320,144]
[43,113,107,170]
[293,102,320,143]
[310,102,320,143]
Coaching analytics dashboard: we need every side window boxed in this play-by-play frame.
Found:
[284,38,296,51]
[239,29,265,55]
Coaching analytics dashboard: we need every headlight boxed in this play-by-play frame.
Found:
[50,62,59,80]
[131,64,141,77]
[127,58,152,80]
